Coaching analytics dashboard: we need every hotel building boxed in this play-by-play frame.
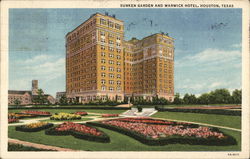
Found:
[66,13,174,103]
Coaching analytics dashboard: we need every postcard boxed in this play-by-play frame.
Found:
[1,0,249,158]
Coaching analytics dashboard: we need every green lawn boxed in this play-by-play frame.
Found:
[8,109,126,114]
[133,104,237,108]
[152,112,241,129]
[8,126,240,151]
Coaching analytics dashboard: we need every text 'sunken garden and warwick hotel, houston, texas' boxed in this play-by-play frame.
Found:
[66,13,175,103]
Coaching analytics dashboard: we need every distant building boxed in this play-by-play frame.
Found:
[56,91,66,102]
[8,80,55,105]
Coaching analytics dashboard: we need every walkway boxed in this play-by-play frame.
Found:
[9,138,79,151]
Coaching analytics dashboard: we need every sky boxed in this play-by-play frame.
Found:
[9,9,242,97]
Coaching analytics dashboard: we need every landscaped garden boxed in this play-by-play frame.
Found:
[8,106,241,151]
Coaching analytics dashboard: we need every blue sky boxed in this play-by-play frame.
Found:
[9,9,242,97]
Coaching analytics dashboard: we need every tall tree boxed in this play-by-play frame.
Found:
[173,93,183,105]
[231,89,241,104]
[198,93,210,105]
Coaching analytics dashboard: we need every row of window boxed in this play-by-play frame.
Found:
[101,86,121,91]
[100,18,121,30]
[101,79,121,85]
[101,53,121,59]
[101,73,121,79]
[101,59,121,65]
[101,66,121,72]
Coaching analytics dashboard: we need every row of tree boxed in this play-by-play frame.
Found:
[173,89,241,105]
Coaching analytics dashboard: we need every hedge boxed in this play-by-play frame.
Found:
[16,123,54,132]
[45,124,110,143]
[9,106,130,110]
[87,122,237,146]
[155,107,241,116]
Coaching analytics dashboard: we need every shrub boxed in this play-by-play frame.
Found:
[155,107,241,116]
[16,122,54,132]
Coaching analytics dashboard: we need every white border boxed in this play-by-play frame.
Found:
[1,0,249,159]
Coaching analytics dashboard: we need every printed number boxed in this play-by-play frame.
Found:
[228,153,239,156]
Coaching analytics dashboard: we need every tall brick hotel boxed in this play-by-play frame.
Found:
[66,13,174,103]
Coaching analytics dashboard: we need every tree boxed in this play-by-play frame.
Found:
[32,89,47,105]
[183,93,190,104]
[173,93,183,105]
[59,95,68,105]
[14,99,21,106]
[198,93,210,105]
[209,89,231,104]
[231,89,241,104]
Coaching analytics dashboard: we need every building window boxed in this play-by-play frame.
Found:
[101,73,106,77]
[109,54,114,58]
[109,40,114,44]
[109,80,114,84]
[109,60,114,64]
[117,55,121,59]
[117,68,121,72]
[101,38,105,43]
[109,87,114,91]
[117,61,121,66]
[117,86,121,91]
[117,49,121,53]
[108,21,114,28]
[101,66,106,70]
[100,31,105,36]
[109,67,114,71]
[115,24,121,30]
[109,47,114,51]
[101,79,106,84]
[101,45,105,50]
[117,81,121,85]
[117,74,121,79]
[109,33,114,38]
[109,73,114,78]
[101,86,106,90]
[101,59,106,63]
[100,19,106,25]
[101,52,105,57]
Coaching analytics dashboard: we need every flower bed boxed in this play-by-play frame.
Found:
[45,122,110,143]
[87,118,236,146]
[8,113,37,119]
[8,118,19,123]
[16,122,54,132]
[101,114,119,117]
[115,117,198,127]
[50,113,81,120]
[74,111,88,116]
[20,110,51,116]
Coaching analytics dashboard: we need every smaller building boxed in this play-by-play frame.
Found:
[56,91,66,102]
[8,80,55,105]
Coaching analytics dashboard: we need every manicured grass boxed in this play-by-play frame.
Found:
[8,126,241,151]
[152,112,241,129]
[39,117,94,123]
[8,109,126,114]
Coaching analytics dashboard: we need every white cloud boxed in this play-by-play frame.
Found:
[22,54,52,64]
[176,48,241,68]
